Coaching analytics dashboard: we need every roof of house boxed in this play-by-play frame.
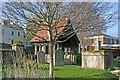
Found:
[89,33,111,37]
[30,19,69,43]
[89,33,119,40]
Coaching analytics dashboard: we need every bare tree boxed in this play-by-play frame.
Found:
[2,1,118,79]
[61,2,118,50]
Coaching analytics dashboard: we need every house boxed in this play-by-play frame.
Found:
[30,19,80,55]
[0,20,26,49]
[88,33,120,50]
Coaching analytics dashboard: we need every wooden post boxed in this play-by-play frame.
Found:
[42,44,46,53]
[78,44,81,53]
[39,44,42,52]
[34,43,37,55]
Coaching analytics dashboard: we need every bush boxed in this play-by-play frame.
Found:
[113,60,120,67]
[112,50,120,59]
[14,40,23,45]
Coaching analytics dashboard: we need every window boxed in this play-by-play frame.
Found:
[24,35,25,38]
[18,32,20,36]
[91,39,94,43]
[116,40,119,44]
[64,47,72,53]
[112,39,114,44]
[11,39,14,44]
[12,31,14,35]
[104,38,111,44]
[64,48,67,53]
[2,29,4,35]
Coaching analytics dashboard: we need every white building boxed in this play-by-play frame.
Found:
[89,33,120,50]
[0,20,26,49]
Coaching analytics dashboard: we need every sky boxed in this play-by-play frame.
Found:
[106,24,118,37]
[0,1,119,38]
[105,2,118,37]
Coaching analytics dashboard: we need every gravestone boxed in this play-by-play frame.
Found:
[37,51,45,63]
[82,50,113,70]
[54,49,64,66]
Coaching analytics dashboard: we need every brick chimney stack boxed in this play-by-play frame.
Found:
[4,20,10,26]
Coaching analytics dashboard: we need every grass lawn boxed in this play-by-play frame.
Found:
[54,65,119,80]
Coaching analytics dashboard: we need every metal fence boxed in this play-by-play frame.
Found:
[0,49,49,79]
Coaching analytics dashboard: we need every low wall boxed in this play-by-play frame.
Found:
[82,50,113,70]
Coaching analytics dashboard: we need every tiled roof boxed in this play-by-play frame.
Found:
[30,19,69,43]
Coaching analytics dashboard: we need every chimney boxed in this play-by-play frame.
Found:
[4,20,10,26]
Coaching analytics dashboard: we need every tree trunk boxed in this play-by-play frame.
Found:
[49,41,54,80]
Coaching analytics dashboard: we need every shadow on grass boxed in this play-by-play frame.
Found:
[55,77,119,80]
[2,78,119,80]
